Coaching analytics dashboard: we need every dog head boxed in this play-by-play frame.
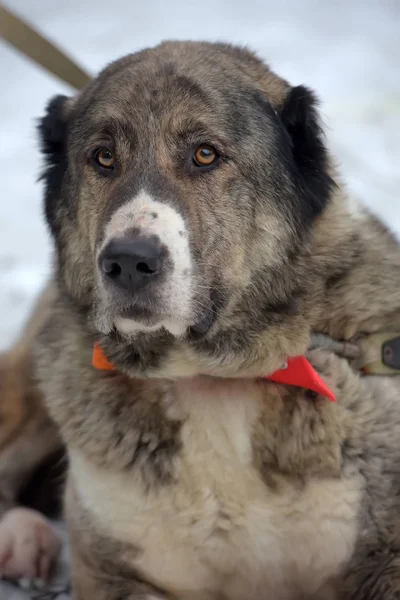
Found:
[38,41,334,378]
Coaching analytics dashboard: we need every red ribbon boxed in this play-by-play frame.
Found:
[266,355,336,402]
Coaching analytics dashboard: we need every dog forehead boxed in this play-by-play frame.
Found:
[76,41,283,124]
[74,69,210,137]
[98,40,253,90]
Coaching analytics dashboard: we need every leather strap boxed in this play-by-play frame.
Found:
[0,4,91,90]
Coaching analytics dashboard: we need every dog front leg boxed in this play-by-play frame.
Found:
[0,283,63,582]
[72,559,170,600]
[67,480,170,600]
[0,410,63,582]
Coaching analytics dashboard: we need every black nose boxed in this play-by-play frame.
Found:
[100,237,163,292]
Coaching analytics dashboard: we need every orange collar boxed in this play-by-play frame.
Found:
[92,343,336,402]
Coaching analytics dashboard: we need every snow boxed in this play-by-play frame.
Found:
[1,0,399,349]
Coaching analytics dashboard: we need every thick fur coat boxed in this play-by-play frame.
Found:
[7,41,400,598]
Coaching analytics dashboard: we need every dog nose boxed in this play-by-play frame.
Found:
[100,237,163,292]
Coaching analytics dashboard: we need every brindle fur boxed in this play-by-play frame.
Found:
[24,40,400,598]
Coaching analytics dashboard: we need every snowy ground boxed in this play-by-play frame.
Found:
[1,0,399,350]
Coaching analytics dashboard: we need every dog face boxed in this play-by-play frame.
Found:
[39,41,333,377]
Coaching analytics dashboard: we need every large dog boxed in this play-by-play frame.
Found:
[2,40,400,598]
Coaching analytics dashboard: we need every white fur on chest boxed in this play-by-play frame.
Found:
[70,377,362,600]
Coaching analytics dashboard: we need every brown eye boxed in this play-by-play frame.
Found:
[193,145,218,167]
[94,148,115,169]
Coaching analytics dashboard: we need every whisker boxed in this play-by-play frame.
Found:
[192,299,217,315]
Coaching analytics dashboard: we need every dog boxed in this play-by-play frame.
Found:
[0,283,63,583]
[3,39,399,598]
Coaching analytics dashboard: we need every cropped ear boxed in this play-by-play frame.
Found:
[279,85,334,219]
[38,95,72,238]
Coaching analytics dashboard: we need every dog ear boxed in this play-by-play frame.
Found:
[279,85,334,219]
[38,95,70,167]
[38,95,72,238]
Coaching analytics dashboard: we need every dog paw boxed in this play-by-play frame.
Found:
[0,507,62,581]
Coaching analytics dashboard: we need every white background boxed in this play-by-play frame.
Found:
[0,0,399,349]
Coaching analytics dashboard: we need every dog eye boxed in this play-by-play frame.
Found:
[94,148,115,169]
[193,145,218,167]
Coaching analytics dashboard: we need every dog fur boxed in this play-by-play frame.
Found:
[0,284,63,581]
[8,40,400,598]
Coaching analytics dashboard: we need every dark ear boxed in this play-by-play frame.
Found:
[38,95,69,168]
[38,95,70,238]
[280,85,334,220]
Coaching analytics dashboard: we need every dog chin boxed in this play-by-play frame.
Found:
[113,315,188,338]
[112,302,216,340]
